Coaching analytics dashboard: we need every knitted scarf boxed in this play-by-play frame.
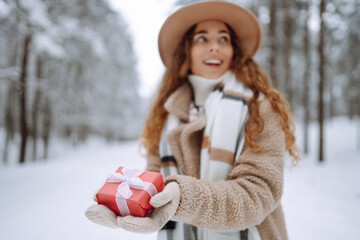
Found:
[158,71,260,240]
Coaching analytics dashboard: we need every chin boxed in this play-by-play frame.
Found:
[193,68,226,79]
[207,75,222,79]
[207,71,226,79]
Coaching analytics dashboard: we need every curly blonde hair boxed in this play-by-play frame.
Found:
[140,23,300,164]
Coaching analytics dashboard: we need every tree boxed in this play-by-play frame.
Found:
[19,34,31,164]
[269,0,280,88]
[283,0,293,107]
[302,0,311,155]
[318,0,326,162]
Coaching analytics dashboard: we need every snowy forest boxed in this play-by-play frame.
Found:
[0,0,143,164]
[0,0,359,165]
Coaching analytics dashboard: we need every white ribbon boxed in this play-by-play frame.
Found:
[107,168,158,216]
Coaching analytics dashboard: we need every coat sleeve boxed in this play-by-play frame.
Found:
[146,153,161,172]
[165,100,286,231]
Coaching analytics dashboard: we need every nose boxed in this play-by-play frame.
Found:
[209,41,220,52]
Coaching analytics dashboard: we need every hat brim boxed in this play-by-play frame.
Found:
[158,1,262,67]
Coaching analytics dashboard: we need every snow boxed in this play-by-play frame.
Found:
[18,0,52,28]
[0,0,11,18]
[0,139,156,240]
[0,117,359,240]
[0,66,20,79]
[34,33,66,58]
[283,117,360,239]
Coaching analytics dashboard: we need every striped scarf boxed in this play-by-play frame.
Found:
[158,71,261,240]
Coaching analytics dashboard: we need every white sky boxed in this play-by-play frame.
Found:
[108,0,177,98]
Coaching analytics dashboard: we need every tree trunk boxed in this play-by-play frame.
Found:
[42,98,52,159]
[318,0,326,162]
[357,97,360,150]
[31,55,43,161]
[303,0,311,155]
[3,91,14,164]
[3,84,16,164]
[269,0,279,88]
[3,34,19,164]
[283,0,293,107]
[19,34,31,164]
[3,131,10,164]
[357,117,360,151]
[328,79,335,118]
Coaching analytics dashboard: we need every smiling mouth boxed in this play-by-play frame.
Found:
[203,59,223,66]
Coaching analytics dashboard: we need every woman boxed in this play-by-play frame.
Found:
[85,1,299,240]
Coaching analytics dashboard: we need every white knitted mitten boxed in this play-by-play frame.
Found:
[85,182,180,233]
[85,204,118,228]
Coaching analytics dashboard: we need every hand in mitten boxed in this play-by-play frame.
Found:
[85,204,119,228]
[117,181,180,233]
[85,181,180,233]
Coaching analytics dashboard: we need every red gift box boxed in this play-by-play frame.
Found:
[95,167,164,217]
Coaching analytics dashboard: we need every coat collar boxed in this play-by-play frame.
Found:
[164,82,193,122]
[163,82,205,179]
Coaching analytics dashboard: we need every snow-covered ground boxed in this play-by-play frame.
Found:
[283,117,360,239]
[0,117,359,240]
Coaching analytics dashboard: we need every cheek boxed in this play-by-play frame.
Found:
[190,47,201,63]
[224,47,234,62]
[190,47,202,71]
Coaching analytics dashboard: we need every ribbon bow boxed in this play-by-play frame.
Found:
[107,168,158,216]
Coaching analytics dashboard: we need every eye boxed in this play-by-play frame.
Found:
[195,36,207,43]
[219,36,230,43]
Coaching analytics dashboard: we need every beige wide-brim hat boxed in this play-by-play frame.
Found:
[158,1,262,67]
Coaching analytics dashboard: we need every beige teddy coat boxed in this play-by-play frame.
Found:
[146,82,288,240]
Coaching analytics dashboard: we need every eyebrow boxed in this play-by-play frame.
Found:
[194,30,230,35]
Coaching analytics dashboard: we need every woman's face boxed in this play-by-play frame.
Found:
[190,20,234,79]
